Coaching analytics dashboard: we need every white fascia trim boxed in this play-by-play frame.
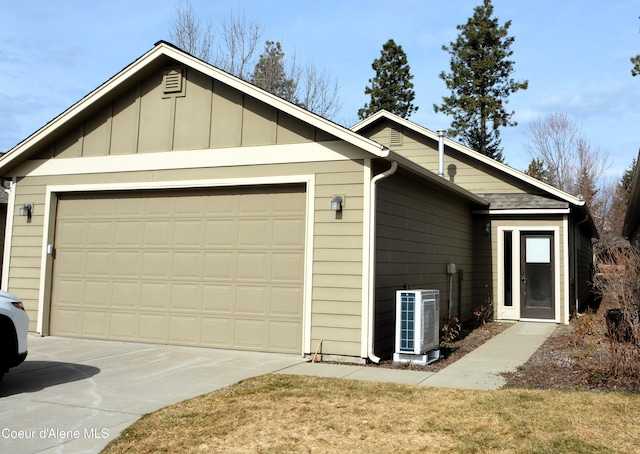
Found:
[477,208,571,216]
[36,174,316,354]
[18,142,363,178]
[352,110,585,206]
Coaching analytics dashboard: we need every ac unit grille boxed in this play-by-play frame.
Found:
[399,292,416,352]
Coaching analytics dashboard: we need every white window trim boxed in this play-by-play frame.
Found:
[36,174,316,355]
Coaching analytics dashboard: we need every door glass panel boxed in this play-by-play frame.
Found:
[504,231,512,306]
[526,237,550,263]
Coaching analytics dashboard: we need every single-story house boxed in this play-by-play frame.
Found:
[0,41,597,363]
[623,149,640,247]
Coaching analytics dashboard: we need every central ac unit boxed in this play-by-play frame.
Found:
[393,289,440,365]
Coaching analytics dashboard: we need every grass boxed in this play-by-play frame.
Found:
[102,374,640,453]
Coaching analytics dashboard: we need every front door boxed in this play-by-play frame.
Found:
[520,232,555,319]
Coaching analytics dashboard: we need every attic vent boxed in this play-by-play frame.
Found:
[390,128,403,146]
[163,67,184,94]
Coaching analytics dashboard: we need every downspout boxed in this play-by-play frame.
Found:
[1,179,15,290]
[368,160,398,363]
[574,214,590,315]
[437,130,445,178]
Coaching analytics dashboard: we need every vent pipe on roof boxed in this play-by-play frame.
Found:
[437,129,445,178]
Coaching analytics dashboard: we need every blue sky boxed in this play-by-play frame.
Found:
[1,0,638,178]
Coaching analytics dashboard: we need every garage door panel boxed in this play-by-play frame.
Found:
[273,219,305,247]
[142,252,170,278]
[174,220,202,247]
[86,251,111,276]
[140,283,170,309]
[86,221,113,246]
[109,312,137,339]
[170,283,200,311]
[236,286,267,314]
[169,316,199,344]
[144,221,172,247]
[114,252,140,277]
[237,253,268,281]
[84,281,110,306]
[139,314,168,342]
[51,308,81,335]
[56,221,86,247]
[172,252,202,279]
[269,321,302,352]
[200,318,232,346]
[234,319,266,349]
[51,186,305,354]
[82,311,109,337]
[271,287,304,316]
[271,253,304,281]
[112,282,139,307]
[115,221,143,247]
[55,251,85,275]
[202,285,233,313]
[204,253,234,279]
[238,220,269,247]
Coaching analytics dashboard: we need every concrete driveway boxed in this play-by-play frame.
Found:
[0,335,308,453]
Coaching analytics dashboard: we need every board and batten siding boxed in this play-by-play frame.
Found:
[374,169,476,359]
[7,157,368,357]
[31,64,334,161]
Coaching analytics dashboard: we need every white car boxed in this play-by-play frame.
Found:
[0,290,29,382]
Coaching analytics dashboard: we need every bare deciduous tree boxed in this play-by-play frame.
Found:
[169,0,214,62]
[215,10,263,80]
[524,112,580,191]
[524,112,611,237]
[298,63,342,119]
[168,2,342,120]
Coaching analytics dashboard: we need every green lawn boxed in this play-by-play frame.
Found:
[102,374,640,453]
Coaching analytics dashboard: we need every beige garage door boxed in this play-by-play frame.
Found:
[49,185,306,353]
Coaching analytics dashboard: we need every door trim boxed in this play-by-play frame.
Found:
[496,225,561,323]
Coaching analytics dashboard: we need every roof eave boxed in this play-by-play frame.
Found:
[352,110,587,207]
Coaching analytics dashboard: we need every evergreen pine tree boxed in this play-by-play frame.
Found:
[251,41,297,103]
[358,39,418,120]
[434,0,528,162]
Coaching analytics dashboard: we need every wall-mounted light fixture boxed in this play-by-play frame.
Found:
[331,195,343,212]
[20,203,33,221]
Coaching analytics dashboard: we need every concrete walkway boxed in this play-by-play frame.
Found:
[277,322,556,390]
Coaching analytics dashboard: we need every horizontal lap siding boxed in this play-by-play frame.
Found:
[9,159,366,357]
[374,172,475,358]
[311,167,365,357]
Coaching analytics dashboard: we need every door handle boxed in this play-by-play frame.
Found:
[521,272,527,283]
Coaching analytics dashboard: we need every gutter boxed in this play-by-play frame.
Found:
[367,160,398,364]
